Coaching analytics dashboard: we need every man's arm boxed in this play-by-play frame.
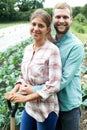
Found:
[33,84,45,92]
[60,44,84,91]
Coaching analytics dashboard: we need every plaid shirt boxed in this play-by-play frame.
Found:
[17,40,62,122]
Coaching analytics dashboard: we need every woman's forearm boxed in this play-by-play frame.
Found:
[26,93,41,102]
[12,83,21,93]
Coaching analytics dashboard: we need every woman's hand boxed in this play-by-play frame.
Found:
[5,91,14,100]
[10,93,28,103]
[19,84,33,95]
[5,83,21,100]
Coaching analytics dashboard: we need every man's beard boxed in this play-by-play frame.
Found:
[54,24,70,34]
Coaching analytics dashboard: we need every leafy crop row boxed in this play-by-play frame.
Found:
[81,47,87,108]
[0,38,33,130]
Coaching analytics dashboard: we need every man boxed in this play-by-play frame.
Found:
[52,2,84,130]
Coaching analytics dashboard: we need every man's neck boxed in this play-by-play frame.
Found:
[57,33,64,39]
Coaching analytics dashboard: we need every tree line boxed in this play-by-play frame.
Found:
[0,0,87,22]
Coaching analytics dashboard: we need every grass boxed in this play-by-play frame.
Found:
[71,21,87,43]
[71,27,87,43]
[74,33,87,43]
[0,21,29,29]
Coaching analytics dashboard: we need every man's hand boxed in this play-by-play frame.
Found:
[19,84,33,95]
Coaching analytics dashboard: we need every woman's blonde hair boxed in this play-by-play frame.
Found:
[30,9,54,43]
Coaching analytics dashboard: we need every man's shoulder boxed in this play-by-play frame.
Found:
[67,32,83,47]
[69,32,82,43]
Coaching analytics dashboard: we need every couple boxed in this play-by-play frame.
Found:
[5,2,84,130]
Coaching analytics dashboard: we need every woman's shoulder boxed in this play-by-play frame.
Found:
[24,43,33,51]
[46,40,59,52]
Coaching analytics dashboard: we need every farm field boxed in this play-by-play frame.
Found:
[0,22,87,130]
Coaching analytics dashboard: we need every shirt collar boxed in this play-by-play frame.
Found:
[54,30,71,44]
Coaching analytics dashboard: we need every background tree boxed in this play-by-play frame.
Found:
[81,4,87,19]
[74,13,86,23]
[0,0,16,21]
[72,6,82,18]
[16,0,45,11]
[0,1,87,22]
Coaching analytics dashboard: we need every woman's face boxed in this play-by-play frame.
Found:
[30,17,48,41]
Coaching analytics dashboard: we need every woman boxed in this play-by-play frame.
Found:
[5,9,62,130]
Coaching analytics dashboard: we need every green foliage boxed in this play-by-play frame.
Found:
[17,0,32,11]
[44,8,52,17]
[81,4,87,19]
[74,13,86,23]
[72,6,82,18]
[72,21,85,33]
[30,0,44,9]
[0,87,10,130]
[0,0,45,21]
[0,0,16,21]
[81,48,87,108]
[0,1,87,22]
[76,26,85,34]
[13,11,32,21]
[82,83,87,108]
[72,4,87,19]
[85,48,87,61]
[0,38,33,129]
[71,20,87,42]
[17,0,45,11]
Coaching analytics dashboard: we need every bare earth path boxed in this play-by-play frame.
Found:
[0,24,30,52]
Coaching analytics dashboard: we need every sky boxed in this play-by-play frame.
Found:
[44,0,87,8]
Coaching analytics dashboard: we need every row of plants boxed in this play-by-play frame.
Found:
[0,38,33,130]
[81,45,87,108]
[0,37,87,129]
